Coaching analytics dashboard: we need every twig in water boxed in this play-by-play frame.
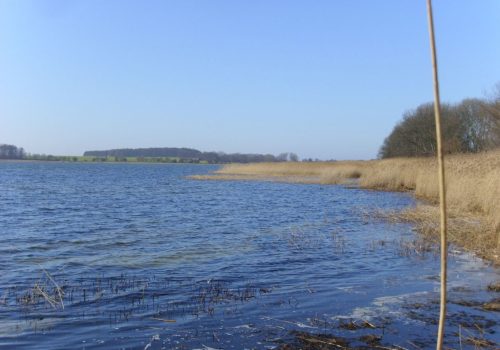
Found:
[151,317,176,323]
[39,265,65,309]
[34,284,57,308]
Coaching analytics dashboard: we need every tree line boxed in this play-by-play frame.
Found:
[0,144,26,159]
[84,147,299,163]
[379,84,500,158]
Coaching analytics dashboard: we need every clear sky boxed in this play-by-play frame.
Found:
[1,1,499,160]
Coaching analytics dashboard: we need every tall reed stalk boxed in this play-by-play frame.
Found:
[426,1,448,349]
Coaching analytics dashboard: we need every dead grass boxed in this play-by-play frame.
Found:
[383,205,498,263]
[19,267,65,309]
[196,150,500,264]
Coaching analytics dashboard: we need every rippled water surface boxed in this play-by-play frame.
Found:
[0,162,498,349]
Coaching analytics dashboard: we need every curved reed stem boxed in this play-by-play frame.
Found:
[426,1,448,349]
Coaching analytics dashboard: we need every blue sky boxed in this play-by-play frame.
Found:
[1,1,499,160]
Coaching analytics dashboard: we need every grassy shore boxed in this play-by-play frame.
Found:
[193,150,500,264]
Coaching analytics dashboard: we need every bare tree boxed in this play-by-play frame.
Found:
[455,98,499,152]
[289,153,299,162]
[379,102,465,158]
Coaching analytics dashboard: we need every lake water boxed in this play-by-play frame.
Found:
[0,162,498,349]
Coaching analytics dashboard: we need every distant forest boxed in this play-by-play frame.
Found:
[0,144,25,159]
[0,144,300,163]
[84,148,299,163]
[379,84,500,158]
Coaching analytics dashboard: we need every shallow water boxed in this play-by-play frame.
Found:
[0,162,498,349]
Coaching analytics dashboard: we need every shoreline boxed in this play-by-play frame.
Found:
[192,150,500,265]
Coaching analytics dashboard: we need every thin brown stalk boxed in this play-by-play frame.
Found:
[426,1,448,349]
[40,265,65,309]
[34,284,57,308]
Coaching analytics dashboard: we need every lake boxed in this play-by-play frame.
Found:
[0,162,498,349]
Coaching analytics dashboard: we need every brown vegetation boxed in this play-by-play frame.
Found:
[194,150,500,264]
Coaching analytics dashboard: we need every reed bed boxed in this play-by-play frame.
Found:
[199,150,500,264]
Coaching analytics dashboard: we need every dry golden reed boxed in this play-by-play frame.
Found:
[197,149,500,263]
